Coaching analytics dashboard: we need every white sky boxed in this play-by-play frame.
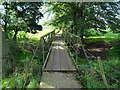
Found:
[0,5,4,13]
[0,4,54,25]
[38,5,54,25]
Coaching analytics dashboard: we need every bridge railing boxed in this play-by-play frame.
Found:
[62,31,90,67]
[30,30,55,72]
[62,30,120,88]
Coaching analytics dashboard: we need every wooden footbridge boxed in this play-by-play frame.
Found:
[45,34,76,71]
[31,30,89,72]
[31,30,90,88]
[30,30,120,88]
[38,30,84,88]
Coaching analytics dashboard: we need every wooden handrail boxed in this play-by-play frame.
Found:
[41,30,55,38]
[30,30,55,64]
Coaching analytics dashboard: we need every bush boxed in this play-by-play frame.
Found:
[85,29,103,37]
[2,78,16,88]
[110,43,120,58]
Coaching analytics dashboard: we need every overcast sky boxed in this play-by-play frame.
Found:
[38,5,54,25]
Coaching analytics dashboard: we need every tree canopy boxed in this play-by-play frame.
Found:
[1,2,43,40]
[46,2,120,40]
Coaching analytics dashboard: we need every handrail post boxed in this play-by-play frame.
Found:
[54,30,55,40]
[76,40,79,64]
[50,32,52,42]
[66,32,68,44]
[97,57,109,88]
[79,38,89,60]
[42,38,45,63]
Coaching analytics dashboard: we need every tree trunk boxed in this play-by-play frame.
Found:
[80,29,85,43]
[79,3,86,43]
[13,27,18,41]
[2,32,16,75]
[4,2,9,39]
[80,35,84,43]
[72,8,77,34]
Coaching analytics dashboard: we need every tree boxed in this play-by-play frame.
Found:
[46,2,120,41]
[2,2,11,38]
[2,2,43,40]
[10,2,43,33]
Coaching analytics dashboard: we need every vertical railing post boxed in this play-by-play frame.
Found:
[97,57,108,88]
[48,34,50,49]
[42,38,45,63]
[50,32,52,43]
[63,31,65,41]
[50,32,52,42]
[66,32,68,44]
[54,30,55,40]
[79,38,89,61]
[76,39,79,64]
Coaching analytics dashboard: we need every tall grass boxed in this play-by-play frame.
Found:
[85,31,120,43]
[2,27,55,88]
[75,31,120,88]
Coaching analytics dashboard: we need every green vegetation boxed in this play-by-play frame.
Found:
[74,32,120,88]
[1,28,54,88]
[1,1,120,89]
[46,2,120,41]
[85,31,120,43]
[64,28,120,88]
[2,2,43,40]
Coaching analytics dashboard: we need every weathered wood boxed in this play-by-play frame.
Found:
[45,45,55,70]
[52,41,60,70]
[45,34,76,71]
[59,44,69,70]
[65,49,76,70]
[97,57,108,88]
[42,45,53,70]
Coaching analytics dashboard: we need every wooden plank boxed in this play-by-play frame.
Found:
[45,45,55,70]
[52,40,61,70]
[44,69,77,72]
[45,35,76,71]
[64,48,76,70]
[42,45,53,70]
[59,41,69,70]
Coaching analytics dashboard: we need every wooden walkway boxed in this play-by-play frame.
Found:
[44,34,76,71]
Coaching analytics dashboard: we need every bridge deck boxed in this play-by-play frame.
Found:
[45,34,76,71]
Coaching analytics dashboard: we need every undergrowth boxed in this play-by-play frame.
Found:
[69,32,120,88]
[2,32,43,88]
[79,45,120,88]
[2,39,43,88]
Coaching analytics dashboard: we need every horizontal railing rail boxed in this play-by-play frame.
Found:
[30,30,56,71]
[62,30,120,87]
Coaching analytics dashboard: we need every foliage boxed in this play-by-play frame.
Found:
[27,79,39,88]
[2,28,54,88]
[85,29,103,37]
[2,78,16,88]
[110,43,120,58]
[46,2,120,41]
[71,32,120,88]
[1,2,43,40]
[85,32,120,43]
[9,2,43,33]
[2,56,42,88]
[76,58,120,88]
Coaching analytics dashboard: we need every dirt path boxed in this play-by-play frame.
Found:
[39,72,82,88]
